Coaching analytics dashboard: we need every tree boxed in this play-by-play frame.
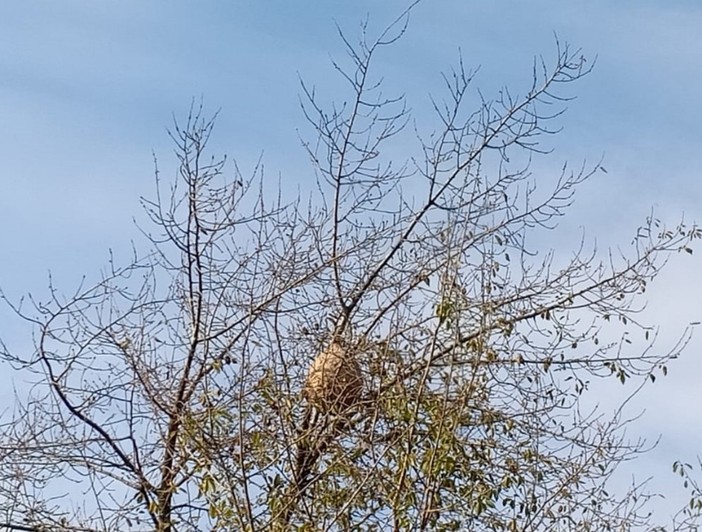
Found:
[1,6,700,532]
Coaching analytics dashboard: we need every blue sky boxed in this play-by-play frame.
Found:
[1,0,700,522]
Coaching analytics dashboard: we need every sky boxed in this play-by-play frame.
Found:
[0,0,701,524]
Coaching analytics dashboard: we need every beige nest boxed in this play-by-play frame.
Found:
[303,341,363,413]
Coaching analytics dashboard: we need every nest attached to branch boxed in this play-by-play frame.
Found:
[302,341,363,414]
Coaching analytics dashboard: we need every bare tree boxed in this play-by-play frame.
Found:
[1,6,700,532]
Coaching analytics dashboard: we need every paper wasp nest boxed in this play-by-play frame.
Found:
[303,341,363,413]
